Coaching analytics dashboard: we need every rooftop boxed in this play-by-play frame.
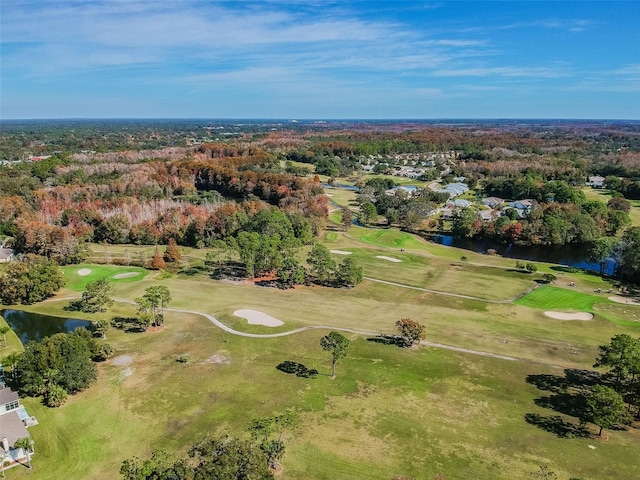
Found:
[0,387,19,406]
[0,411,30,450]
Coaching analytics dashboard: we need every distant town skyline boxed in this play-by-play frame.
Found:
[2,1,639,120]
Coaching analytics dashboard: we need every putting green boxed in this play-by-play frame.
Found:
[514,285,608,311]
[61,264,148,291]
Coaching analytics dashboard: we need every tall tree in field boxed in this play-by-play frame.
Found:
[149,246,166,270]
[120,451,190,480]
[163,238,181,263]
[137,286,172,327]
[341,208,353,231]
[335,256,363,287]
[189,436,273,480]
[359,201,378,226]
[71,279,114,313]
[320,331,350,378]
[306,243,336,283]
[618,227,640,283]
[593,334,640,388]
[93,319,111,339]
[248,409,300,470]
[580,384,632,436]
[587,237,618,275]
[396,318,426,347]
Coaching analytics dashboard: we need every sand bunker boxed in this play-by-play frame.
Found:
[330,250,353,255]
[376,255,401,263]
[608,295,640,305]
[113,272,140,279]
[544,311,594,321]
[77,268,92,276]
[234,309,283,327]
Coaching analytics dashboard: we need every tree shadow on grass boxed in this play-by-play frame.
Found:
[276,361,318,378]
[180,265,210,276]
[534,392,586,418]
[526,374,571,393]
[525,368,604,438]
[366,335,407,348]
[210,261,246,280]
[524,413,592,438]
[111,316,145,333]
[526,369,602,394]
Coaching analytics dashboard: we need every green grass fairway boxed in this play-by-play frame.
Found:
[356,228,426,250]
[6,219,640,480]
[9,311,640,480]
[514,285,608,311]
[60,264,149,291]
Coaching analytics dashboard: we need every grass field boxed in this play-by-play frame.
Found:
[3,227,640,480]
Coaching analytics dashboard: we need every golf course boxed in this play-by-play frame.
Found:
[2,222,639,480]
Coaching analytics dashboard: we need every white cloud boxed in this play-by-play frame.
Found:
[432,66,568,78]
[1,0,489,79]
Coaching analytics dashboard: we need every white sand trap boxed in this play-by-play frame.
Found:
[77,268,92,276]
[545,311,594,321]
[330,250,352,255]
[234,309,283,327]
[113,272,140,279]
[376,255,401,263]
[608,295,640,305]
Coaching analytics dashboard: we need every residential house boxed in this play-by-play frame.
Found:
[586,176,605,188]
[0,387,37,470]
[446,199,472,209]
[507,199,535,218]
[477,209,499,222]
[443,182,469,197]
[441,200,472,220]
[481,197,505,209]
[0,249,14,263]
[384,185,419,197]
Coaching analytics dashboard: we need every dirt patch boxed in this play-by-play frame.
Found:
[112,355,133,366]
[77,268,92,276]
[234,309,284,327]
[608,295,640,305]
[118,367,133,381]
[330,250,352,255]
[544,311,594,320]
[113,272,140,279]
[203,354,231,365]
[376,255,401,263]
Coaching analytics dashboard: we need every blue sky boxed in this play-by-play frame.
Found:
[2,1,639,119]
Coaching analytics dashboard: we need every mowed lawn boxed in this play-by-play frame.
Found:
[4,226,640,479]
[515,285,607,312]
[8,310,640,480]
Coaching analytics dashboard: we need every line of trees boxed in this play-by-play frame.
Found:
[0,254,64,305]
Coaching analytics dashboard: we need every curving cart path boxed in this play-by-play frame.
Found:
[161,306,557,367]
[80,296,555,366]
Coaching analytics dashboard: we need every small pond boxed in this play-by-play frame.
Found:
[1,309,92,344]
[431,234,616,275]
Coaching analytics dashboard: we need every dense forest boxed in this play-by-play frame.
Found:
[1,120,639,283]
